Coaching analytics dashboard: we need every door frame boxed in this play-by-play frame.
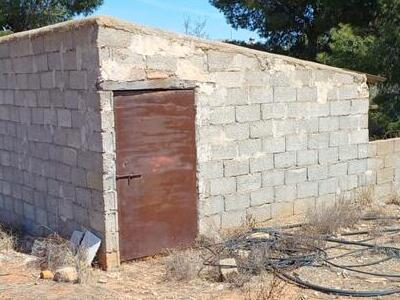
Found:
[109,80,200,262]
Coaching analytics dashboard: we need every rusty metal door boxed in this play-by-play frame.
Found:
[114,90,197,261]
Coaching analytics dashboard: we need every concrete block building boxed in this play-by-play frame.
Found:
[0,16,397,269]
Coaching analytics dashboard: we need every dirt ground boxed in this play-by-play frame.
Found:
[2,203,400,300]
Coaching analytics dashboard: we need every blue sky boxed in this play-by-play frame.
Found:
[94,0,258,41]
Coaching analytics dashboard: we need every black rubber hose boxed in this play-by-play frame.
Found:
[323,259,400,278]
[330,256,392,268]
[276,271,400,297]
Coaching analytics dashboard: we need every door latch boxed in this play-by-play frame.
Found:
[116,173,142,185]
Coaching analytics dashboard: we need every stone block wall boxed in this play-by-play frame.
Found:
[0,22,109,244]
[368,138,400,201]
[95,18,370,235]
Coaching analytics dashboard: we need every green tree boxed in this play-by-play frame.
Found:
[0,0,103,33]
[317,0,400,139]
[209,0,378,59]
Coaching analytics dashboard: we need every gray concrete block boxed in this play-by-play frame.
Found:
[318,148,339,164]
[286,134,307,151]
[285,168,307,185]
[297,180,318,198]
[261,103,287,119]
[224,193,250,211]
[275,185,296,202]
[297,86,317,102]
[308,133,329,150]
[319,178,338,195]
[339,145,358,161]
[236,105,261,122]
[297,149,318,166]
[250,155,273,172]
[308,165,328,181]
[250,120,273,138]
[224,159,249,177]
[319,117,339,132]
[199,161,224,179]
[274,87,296,102]
[210,177,236,195]
[263,137,285,153]
[274,152,296,168]
[238,139,262,156]
[209,106,235,125]
[330,101,351,116]
[237,173,262,192]
[250,187,274,206]
[262,169,285,187]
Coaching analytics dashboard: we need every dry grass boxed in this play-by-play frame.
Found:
[31,233,92,284]
[164,249,203,282]
[244,274,286,300]
[0,224,14,251]
[355,187,374,207]
[306,197,361,234]
[386,192,400,206]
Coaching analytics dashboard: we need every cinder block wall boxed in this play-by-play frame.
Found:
[368,138,400,201]
[95,18,370,235]
[0,23,109,243]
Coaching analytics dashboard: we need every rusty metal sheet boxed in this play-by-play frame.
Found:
[114,90,198,261]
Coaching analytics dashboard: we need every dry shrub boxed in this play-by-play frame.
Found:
[244,274,286,300]
[0,224,14,251]
[306,197,361,234]
[32,233,92,284]
[164,249,203,281]
[355,187,374,206]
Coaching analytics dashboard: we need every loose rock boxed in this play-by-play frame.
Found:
[218,258,238,281]
[54,267,78,283]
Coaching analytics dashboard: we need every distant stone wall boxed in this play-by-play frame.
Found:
[368,138,400,201]
[0,24,108,244]
[96,21,370,234]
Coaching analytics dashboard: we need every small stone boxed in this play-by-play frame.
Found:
[54,267,78,283]
[40,270,54,280]
[219,258,238,281]
[98,278,107,284]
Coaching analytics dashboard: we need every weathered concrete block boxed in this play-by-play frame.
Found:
[200,196,224,216]
[250,155,273,172]
[237,173,262,192]
[308,133,329,150]
[274,87,296,102]
[330,101,351,116]
[348,159,367,175]
[248,87,273,104]
[224,159,249,177]
[262,169,285,187]
[224,193,250,211]
[286,134,307,151]
[319,117,339,132]
[263,137,285,153]
[308,165,328,181]
[297,149,318,166]
[238,139,262,156]
[275,185,296,202]
[319,178,338,195]
[236,105,261,123]
[285,168,307,185]
[250,187,274,206]
[250,120,273,138]
[199,161,224,179]
[319,148,339,164]
[210,177,236,195]
[339,145,358,161]
[297,181,318,198]
[261,103,287,119]
[209,106,235,125]
[297,86,317,102]
[274,152,296,168]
